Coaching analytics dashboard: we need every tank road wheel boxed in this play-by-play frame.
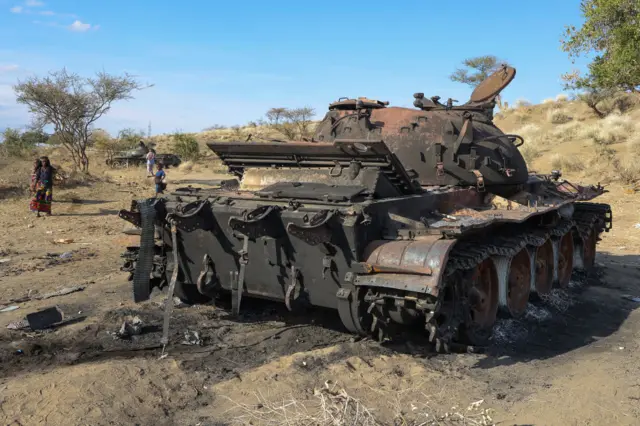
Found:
[556,232,575,288]
[459,258,500,347]
[533,240,554,296]
[506,249,532,318]
[582,231,597,271]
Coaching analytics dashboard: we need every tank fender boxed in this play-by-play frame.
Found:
[356,237,458,296]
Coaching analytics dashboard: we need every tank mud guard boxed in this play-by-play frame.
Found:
[359,237,458,296]
[132,199,157,303]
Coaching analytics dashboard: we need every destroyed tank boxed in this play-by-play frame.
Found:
[107,141,182,168]
[118,66,612,352]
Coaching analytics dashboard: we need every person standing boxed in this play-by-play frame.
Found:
[30,156,54,217]
[146,148,156,177]
[154,163,166,197]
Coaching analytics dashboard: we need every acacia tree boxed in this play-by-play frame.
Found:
[264,106,316,140]
[13,68,149,172]
[450,55,509,88]
[450,55,510,107]
[561,0,640,93]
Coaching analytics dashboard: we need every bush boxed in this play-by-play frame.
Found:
[547,109,573,124]
[171,132,200,161]
[614,158,640,185]
[550,122,580,141]
[586,114,635,145]
[0,128,42,158]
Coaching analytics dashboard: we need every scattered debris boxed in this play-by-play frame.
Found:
[38,285,85,300]
[524,304,552,321]
[622,295,640,303]
[634,223,640,229]
[182,330,202,346]
[0,285,85,305]
[0,305,19,313]
[26,307,64,330]
[492,319,528,344]
[54,238,74,244]
[6,319,29,330]
[0,257,11,264]
[60,252,73,259]
[467,399,484,410]
[116,316,143,338]
[540,289,576,312]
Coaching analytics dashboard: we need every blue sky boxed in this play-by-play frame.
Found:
[0,0,590,135]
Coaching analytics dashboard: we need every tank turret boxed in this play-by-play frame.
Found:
[313,66,525,195]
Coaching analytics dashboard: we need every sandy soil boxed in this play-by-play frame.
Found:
[0,153,639,426]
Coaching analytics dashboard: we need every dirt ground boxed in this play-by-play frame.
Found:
[0,156,639,426]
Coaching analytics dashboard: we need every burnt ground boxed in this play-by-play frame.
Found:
[0,170,639,425]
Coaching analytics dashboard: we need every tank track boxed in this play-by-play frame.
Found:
[358,202,612,353]
[131,199,157,303]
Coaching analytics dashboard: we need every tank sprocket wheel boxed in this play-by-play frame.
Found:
[351,287,392,342]
[458,258,500,347]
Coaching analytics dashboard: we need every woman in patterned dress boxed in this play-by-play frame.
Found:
[30,156,54,217]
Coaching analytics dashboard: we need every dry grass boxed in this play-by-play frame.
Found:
[582,113,637,145]
[615,158,640,185]
[628,136,640,157]
[549,122,581,141]
[223,381,496,426]
[547,109,573,124]
[550,154,586,173]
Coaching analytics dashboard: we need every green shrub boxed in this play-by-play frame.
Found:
[171,131,200,161]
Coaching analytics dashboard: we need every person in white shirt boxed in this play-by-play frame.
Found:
[146,148,156,177]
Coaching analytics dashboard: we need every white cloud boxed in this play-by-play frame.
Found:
[39,10,55,15]
[0,64,19,73]
[68,20,94,32]
[10,6,23,13]
[25,0,44,6]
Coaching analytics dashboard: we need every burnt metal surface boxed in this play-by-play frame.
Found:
[117,65,613,354]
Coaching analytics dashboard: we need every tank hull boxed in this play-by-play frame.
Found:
[118,139,611,352]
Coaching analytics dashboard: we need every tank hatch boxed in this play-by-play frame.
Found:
[329,97,389,111]
[469,65,516,103]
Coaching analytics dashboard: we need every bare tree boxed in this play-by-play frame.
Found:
[288,106,316,139]
[264,106,316,140]
[13,68,149,172]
